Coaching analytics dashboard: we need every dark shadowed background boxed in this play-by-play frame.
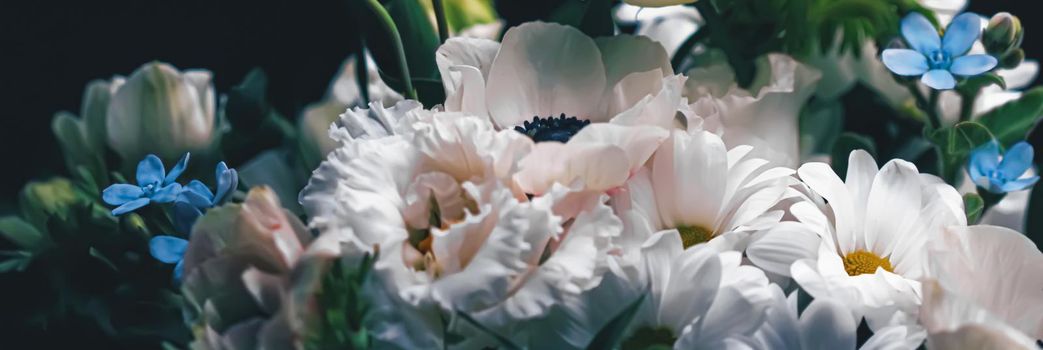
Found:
[0,0,1037,207]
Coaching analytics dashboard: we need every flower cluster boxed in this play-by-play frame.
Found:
[5,0,1043,349]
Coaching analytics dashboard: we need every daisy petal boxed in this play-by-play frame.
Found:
[881,49,929,76]
[942,12,983,57]
[950,55,998,76]
[799,298,857,349]
[922,69,956,90]
[901,12,942,53]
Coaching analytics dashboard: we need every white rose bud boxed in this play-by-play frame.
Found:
[106,62,217,162]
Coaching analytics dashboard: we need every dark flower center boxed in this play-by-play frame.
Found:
[514,114,590,143]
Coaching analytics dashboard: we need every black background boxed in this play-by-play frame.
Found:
[0,0,1037,205]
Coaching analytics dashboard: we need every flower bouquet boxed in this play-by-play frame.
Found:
[3,0,1043,349]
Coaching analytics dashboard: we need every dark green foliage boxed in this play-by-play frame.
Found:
[0,182,190,347]
[304,253,377,350]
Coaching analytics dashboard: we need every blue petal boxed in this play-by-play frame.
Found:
[149,235,188,264]
[112,197,151,215]
[173,200,203,235]
[173,260,184,282]
[179,190,214,209]
[901,12,941,53]
[968,140,1001,180]
[921,69,956,90]
[137,154,166,186]
[186,180,215,202]
[150,183,183,203]
[214,168,238,205]
[943,13,983,57]
[998,142,1035,180]
[999,176,1040,192]
[950,55,998,76]
[164,153,191,185]
[102,184,144,205]
[882,49,929,76]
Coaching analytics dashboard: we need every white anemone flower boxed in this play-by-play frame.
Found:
[921,225,1043,349]
[787,150,967,330]
[685,53,822,168]
[300,112,623,348]
[435,22,690,133]
[613,4,701,57]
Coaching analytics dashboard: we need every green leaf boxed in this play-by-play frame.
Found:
[0,250,33,272]
[831,133,877,176]
[957,73,1006,95]
[52,112,107,187]
[977,87,1043,147]
[454,310,523,350]
[547,0,614,37]
[0,216,47,250]
[927,121,995,157]
[963,193,984,224]
[586,292,648,350]
[362,0,442,106]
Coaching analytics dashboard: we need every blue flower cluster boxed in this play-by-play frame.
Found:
[101,153,238,280]
[968,140,1039,194]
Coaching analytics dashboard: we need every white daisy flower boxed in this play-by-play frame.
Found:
[921,225,1043,349]
[618,129,797,254]
[744,284,926,349]
[300,112,623,348]
[787,150,967,330]
[435,21,691,134]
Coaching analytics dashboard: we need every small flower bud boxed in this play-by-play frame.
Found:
[984,13,1023,56]
[1000,48,1025,70]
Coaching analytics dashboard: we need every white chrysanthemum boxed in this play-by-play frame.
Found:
[685,53,822,168]
[435,21,691,132]
[618,130,797,254]
[301,112,623,348]
[921,225,1043,349]
[787,150,967,330]
[744,285,926,350]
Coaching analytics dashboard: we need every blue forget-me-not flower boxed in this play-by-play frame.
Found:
[102,153,190,215]
[882,12,998,90]
[171,161,238,234]
[968,140,1039,193]
[149,235,188,281]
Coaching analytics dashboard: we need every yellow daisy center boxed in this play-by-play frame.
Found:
[678,225,714,248]
[843,250,893,276]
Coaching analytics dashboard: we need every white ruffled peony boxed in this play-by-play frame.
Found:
[785,150,967,331]
[920,225,1043,349]
[435,22,690,132]
[300,111,625,348]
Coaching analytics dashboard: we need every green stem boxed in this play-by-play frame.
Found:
[928,88,942,128]
[671,27,711,72]
[361,0,418,100]
[907,84,938,129]
[979,190,1006,218]
[431,0,450,43]
[959,89,979,122]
